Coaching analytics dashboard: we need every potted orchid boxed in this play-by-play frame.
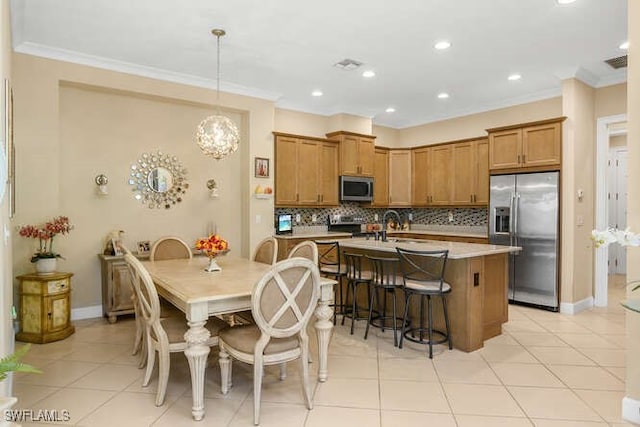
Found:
[18,216,73,274]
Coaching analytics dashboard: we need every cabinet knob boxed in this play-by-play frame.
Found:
[522,154,526,164]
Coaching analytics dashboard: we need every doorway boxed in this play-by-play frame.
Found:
[595,114,627,307]
[608,146,628,275]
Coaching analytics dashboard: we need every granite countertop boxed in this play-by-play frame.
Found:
[336,237,520,259]
[273,231,352,240]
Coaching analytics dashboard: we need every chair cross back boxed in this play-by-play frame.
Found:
[396,248,449,292]
[316,241,341,270]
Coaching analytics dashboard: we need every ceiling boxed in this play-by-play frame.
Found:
[10,0,628,129]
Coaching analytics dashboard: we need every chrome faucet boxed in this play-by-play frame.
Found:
[381,209,402,242]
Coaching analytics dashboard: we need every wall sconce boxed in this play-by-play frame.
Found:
[95,174,109,195]
[207,179,219,198]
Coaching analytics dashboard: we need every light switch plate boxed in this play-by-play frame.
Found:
[296,214,301,223]
[312,214,317,223]
[408,213,413,221]
[255,214,262,224]
[374,214,379,221]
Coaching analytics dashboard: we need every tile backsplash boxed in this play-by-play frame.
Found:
[275,203,487,227]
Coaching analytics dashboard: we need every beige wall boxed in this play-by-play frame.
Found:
[1,0,13,396]
[595,83,627,118]
[12,53,275,311]
[274,108,329,139]
[372,125,400,148]
[625,0,640,409]
[397,97,563,147]
[327,113,371,135]
[561,79,596,305]
[610,134,627,147]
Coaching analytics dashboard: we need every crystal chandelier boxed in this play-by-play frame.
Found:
[195,29,240,159]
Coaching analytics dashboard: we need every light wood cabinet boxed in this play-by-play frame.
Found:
[488,117,564,172]
[412,147,430,205]
[99,254,136,323]
[429,145,453,205]
[274,132,339,206]
[388,149,412,206]
[451,138,489,205]
[373,147,389,206]
[326,131,376,177]
[16,272,75,343]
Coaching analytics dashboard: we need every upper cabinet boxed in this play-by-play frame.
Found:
[487,117,565,172]
[451,138,488,205]
[388,149,412,206]
[373,147,389,206]
[326,131,376,177]
[274,132,339,207]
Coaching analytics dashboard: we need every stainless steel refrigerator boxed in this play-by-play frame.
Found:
[489,172,560,311]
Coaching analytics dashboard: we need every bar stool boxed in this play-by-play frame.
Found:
[364,255,404,347]
[342,252,373,335]
[315,241,347,324]
[396,247,452,358]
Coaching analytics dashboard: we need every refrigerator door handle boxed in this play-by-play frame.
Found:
[509,192,516,248]
[513,193,520,249]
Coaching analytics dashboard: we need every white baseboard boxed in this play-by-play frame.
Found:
[559,296,594,315]
[623,396,640,424]
[71,305,102,321]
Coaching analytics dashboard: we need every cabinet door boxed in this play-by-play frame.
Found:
[388,150,412,206]
[522,122,561,167]
[112,262,135,311]
[47,293,70,332]
[275,136,299,205]
[319,142,339,205]
[358,137,375,176]
[297,139,321,204]
[474,139,489,205]
[339,135,360,175]
[412,148,430,205]
[451,142,474,205]
[489,129,521,170]
[429,145,452,205]
[373,148,389,206]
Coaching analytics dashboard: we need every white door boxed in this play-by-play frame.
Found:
[607,148,627,275]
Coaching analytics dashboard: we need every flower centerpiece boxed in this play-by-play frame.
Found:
[195,234,229,272]
[592,228,640,311]
[18,216,73,274]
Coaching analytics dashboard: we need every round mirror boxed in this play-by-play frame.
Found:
[128,151,188,209]
[147,167,173,192]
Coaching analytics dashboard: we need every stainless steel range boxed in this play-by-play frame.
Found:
[327,214,365,236]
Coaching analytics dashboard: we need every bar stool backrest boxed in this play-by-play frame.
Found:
[315,241,342,273]
[366,255,401,288]
[343,252,366,280]
[395,248,449,292]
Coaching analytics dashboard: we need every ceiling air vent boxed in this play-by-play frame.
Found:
[604,55,628,69]
[334,58,363,71]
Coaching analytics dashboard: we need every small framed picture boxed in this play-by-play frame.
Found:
[254,157,269,178]
[112,238,125,256]
[137,240,151,254]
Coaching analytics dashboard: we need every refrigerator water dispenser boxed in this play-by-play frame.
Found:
[494,207,510,233]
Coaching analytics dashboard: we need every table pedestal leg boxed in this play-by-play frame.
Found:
[314,299,333,382]
[184,319,211,421]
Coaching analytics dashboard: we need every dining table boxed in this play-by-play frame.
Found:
[141,255,336,421]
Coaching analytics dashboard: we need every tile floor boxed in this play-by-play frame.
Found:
[12,275,636,426]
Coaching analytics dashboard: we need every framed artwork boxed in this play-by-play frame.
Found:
[137,240,151,254]
[3,79,14,218]
[254,157,269,178]
[112,238,125,256]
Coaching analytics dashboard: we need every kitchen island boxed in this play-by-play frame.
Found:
[337,237,520,352]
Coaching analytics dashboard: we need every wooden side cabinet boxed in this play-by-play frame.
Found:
[16,272,75,343]
[99,254,136,323]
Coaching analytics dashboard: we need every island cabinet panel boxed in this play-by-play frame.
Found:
[482,254,509,339]
[373,147,389,206]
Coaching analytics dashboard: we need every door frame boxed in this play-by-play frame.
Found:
[595,114,627,307]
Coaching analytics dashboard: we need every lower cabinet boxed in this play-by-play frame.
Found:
[99,254,136,323]
[16,272,75,343]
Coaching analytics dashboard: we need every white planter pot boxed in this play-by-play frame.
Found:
[35,258,57,274]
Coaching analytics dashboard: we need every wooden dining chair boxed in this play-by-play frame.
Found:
[149,236,192,261]
[287,240,318,264]
[252,236,278,265]
[218,258,321,425]
[123,253,227,406]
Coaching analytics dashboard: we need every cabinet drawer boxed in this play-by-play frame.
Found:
[48,279,69,294]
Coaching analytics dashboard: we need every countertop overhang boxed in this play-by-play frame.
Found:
[336,237,520,259]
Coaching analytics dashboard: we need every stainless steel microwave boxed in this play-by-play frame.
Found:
[339,176,374,202]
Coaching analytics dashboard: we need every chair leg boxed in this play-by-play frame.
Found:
[399,293,411,349]
[332,276,340,325]
[137,331,147,369]
[419,295,425,341]
[364,285,376,340]
[350,282,358,335]
[143,334,155,387]
[155,347,170,406]
[392,290,398,347]
[341,280,350,326]
[253,361,264,425]
[381,288,388,333]
[219,346,231,395]
[427,295,433,359]
[442,296,453,350]
[299,336,313,410]
[279,362,287,381]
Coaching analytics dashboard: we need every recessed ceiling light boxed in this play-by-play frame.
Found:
[385,107,396,113]
[437,92,449,99]
[508,74,522,81]
[557,0,576,4]
[362,70,376,78]
[311,90,323,97]
[434,40,451,50]
[619,41,629,50]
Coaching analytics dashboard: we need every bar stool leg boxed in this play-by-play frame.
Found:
[341,280,351,326]
[442,296,453,350]
[391,290,398,347]
[399,292,411,349]
[350,281,358,335]
[364,284,376,340]
[427,295,433,359]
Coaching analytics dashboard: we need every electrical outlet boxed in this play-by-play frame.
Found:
[312,214,317,223]
[408,213,413,221]
[255,214,262,224]
[448,211,454,222]
[296,214,301,223]
[374,214,379,221]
